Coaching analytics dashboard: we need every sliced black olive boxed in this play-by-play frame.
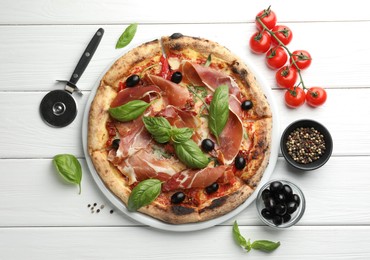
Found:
[170,33,183,39]
[112,139,120,150]
[171,71,183,84]
[205,182,219,194]
[241,100,253,110]
[171,192,185,204]
[201,138,215,152]
[269,181,283,193]
[234,156,246,170]
[126,74,140,87]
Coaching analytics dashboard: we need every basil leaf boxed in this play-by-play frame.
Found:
[171,127,194,143]
[109,100,150,122]
[53,154,82,194]
[115,23,138,49]
[232,221,251,252]
[143,116,172,143]
[251,240,280,252]
[205,54,212,67]
[127,179,162,211]
[174,139,209,169]
[208,85,229,144]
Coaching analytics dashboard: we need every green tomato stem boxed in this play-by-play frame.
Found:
[256,16,308,91]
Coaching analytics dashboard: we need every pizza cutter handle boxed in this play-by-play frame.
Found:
[69,28,104,85]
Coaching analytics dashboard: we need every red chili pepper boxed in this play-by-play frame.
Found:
[159,55,170,79]
[118,81,126,92]
[205,94,213,104]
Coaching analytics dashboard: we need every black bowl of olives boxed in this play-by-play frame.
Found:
[256,180,305,229]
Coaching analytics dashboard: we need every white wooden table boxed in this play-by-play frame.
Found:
[1,0,369,259]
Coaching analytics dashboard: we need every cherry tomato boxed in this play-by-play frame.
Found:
[266,46,288,70]
[249,31,271,54]
[284,87,306,108]
[275,66,298,89]
[271,25,293,46]
[306,87,327,107]
[290,50,312,70]
[256,6,277,31]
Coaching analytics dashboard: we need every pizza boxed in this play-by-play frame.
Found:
[88,33,272,224]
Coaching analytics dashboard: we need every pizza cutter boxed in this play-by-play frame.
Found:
[40,28,104,127]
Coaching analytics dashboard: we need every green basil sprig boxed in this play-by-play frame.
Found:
[209,85,229,144]
[53,154,82,194]
[171,127,194,144]
[143,116,208,169]
[109,100,150,122]
[174,139,209,169]
[142,116,172,143]
[204,54,212,67]
[233,221,280,253]
[127,179,161,211]
[115,23,138,49]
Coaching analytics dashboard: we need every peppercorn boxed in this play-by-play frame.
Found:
[286,127,326,164]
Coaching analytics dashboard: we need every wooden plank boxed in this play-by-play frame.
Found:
[1,22,370,92]
[0,88,369,158]
[0,226,369,259]
[0,0,369,24]
[0,157,369,227]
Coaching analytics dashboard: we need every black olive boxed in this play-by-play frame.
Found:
[261,208,274,220]
[112,139,120,150]
[269,181,283,193]
[241,100,253,110]
[274,203,287,216]
[264,197,276,210]
[126,74,140,87]
[234,156,246,170]
[282,184,293,199]
[170,33,183,39]
[171,71,183,84]
[282,213,291,223]
[261,189,271,201]
[201,138,215,152]
[171,192,185,204]
[205,182,219,194]
[274,192,286,203]
[272,215,283,226]
[291,194,301,206]
[286,201,298,214]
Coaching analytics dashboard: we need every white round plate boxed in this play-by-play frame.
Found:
[82,40,279,232]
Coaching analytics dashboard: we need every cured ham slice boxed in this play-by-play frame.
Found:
[110,85,161,108]
[180,61,241,100]
[162,165,228,192]
[118,149,186,185]
[146,74,190,107]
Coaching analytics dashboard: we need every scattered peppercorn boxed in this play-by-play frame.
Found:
[93,203,97,207]
[87,204,91,208]
[286,127,326,164]
[110,210,114,214]
[97,209,100,213]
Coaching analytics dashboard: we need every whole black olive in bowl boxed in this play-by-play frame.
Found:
[256,179,305,229]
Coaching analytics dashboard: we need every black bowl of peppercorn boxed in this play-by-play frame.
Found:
[280,119,333,171]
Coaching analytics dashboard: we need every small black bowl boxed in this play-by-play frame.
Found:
[280,119,333,171]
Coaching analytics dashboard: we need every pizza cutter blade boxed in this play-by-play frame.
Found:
[39,28,104,127]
